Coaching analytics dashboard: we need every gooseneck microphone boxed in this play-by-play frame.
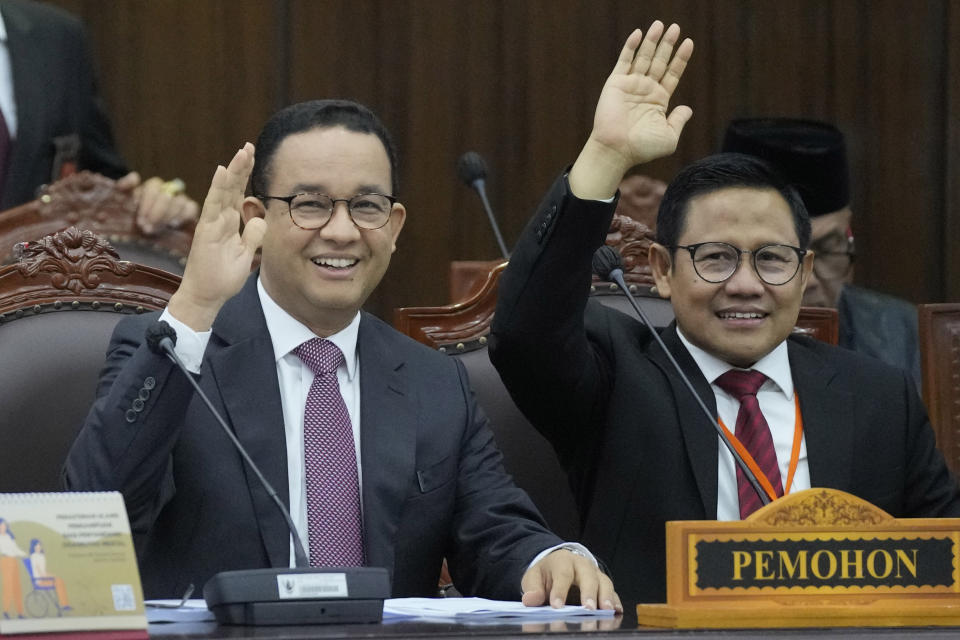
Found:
[145,320,310,568]
[456,151,510,260]
[591,246,770,507]
[144,320,388,625]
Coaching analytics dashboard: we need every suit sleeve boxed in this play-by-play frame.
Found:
[63,313,196,534]
[445,357,565,599]
[489,172,620,465]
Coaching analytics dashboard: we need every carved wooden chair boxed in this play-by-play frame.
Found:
[0,227,181,491]
[918,303,960,476]
[0,171,194,274]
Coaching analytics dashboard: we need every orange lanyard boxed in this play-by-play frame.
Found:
[717,393,803,503]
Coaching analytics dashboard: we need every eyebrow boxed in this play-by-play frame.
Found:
[287,183,388,195]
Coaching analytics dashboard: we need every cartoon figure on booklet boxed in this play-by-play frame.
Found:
[0,518,26,619]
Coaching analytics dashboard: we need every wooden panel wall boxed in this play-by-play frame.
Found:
[47,0,960,319]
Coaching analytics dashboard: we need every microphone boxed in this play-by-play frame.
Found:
[144,320,388,625]
[456,151,510,260]
[591,246,770,508]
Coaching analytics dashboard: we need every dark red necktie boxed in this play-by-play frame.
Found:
[295,338,364,567]
[715,369,783,519]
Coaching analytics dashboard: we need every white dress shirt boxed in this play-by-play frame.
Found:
[160,277,590,573]
[677,330,811,520]
[160,280,361,563]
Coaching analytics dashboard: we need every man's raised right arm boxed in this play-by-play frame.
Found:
[63,144,265,531]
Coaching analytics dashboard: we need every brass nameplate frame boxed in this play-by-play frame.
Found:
[636,488,960,628]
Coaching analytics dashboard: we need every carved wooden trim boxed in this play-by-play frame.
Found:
[752,488,894,528]
[0,227,181,317]
[591,213,657,291]
[0,171,194,268]
[37,170,136,226]
[16,227,135,293]
[395,262,506,351]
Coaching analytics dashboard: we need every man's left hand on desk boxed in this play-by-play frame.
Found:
[521,548,622,613]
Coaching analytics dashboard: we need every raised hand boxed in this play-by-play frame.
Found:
[167,143,266,331]
[570,21,694,199]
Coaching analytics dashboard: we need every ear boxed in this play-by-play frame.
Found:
[387,203,406,252]
[649,242,673,299]
[241,196,267,225]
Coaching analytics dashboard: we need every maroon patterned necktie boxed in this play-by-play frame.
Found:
[714,369,783,519]
[295,338,364,567]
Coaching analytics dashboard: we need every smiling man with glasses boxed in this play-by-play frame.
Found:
[490,21,960,607]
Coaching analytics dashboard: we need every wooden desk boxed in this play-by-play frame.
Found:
[147,613,960,639]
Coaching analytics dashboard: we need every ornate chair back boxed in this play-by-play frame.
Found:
[0,227,180,491]
[0,171,193,274]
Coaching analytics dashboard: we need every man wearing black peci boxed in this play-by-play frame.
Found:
[66,98,619,610]
[490,21,960,605]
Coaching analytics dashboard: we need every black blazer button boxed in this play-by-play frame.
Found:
[132,398,145,412]
[125,409,138,423]
[138,388,151,401]
[143,377,156,390]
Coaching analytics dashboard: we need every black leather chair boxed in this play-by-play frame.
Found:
[0,227,180,492]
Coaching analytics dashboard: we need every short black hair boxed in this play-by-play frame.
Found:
[250,99,399,197]
[656,152,811,251]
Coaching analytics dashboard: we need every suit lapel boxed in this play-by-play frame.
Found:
[356,314,415,577]
[207,276,291,569]
[788,340,855,491]
[2,2,44,208]
[648,325,719,518]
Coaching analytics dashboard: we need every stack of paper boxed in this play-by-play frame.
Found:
[383,597,616,622]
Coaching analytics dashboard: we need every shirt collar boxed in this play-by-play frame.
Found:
[676,327,794,399]
[257,277,359,381]
[0,10,9,42]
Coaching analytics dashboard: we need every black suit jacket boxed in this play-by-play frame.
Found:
[66,275,562,599]
[0,0,126,209]
[489,173,960,606]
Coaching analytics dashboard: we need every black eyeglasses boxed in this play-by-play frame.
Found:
[257,192,399,230]
[810,233,855,280]
[672,242,807,286]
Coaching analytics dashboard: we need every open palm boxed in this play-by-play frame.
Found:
[590,22,694,169]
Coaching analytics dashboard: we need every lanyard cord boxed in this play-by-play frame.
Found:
[717,393,803,503]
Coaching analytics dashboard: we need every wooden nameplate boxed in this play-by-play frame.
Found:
[636,488,960,628]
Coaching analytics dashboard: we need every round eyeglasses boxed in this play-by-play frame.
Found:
[809,234,855,281]
[257,192,399,230]
[672,242,807,286]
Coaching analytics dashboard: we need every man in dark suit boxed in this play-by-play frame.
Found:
[65,99,620,610]
[489,21,960,606]
[0,0,196,230]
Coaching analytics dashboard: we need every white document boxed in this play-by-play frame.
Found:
[383,597,616,622]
